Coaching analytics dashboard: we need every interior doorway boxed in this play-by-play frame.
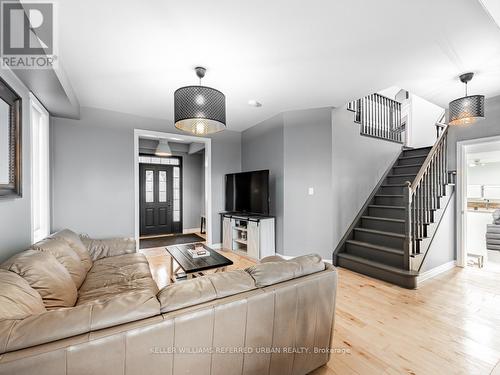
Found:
[139,159,182,236]
[457,136,500,269]
[134,130,212,249]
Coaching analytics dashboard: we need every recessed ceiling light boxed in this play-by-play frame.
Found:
[248,99,262,107]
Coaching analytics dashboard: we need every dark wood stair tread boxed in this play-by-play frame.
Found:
[398,155,428,160]
[368,204,405,210]
[388,173,417,177]
[353,227,405,238]
[337,253,418,276]
[361,216,405,223]
[393,164,424,168]
[346,239,404,255]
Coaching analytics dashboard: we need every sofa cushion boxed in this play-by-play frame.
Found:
[31,237,87,289]
[157,270,257,313]
[77,277,159,305]
[259,255,285,263]
[78,253,152,293]
[0,269,46,320]
[206,270,256,298]
[157,277,216,313]
[79,235,136,261]
[246,254,325,287]
[51,229,93,272]
[1,250,78,309]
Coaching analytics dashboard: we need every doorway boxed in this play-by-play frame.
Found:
[134,129,212,249]
[139,159,182,236]
[457,136,500,269]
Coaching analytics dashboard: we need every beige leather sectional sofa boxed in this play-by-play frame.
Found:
[0,229,337,375]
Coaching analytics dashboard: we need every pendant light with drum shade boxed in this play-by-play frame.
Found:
[448,72,485,126]
[155,139,172,156]
[174,67,226,135]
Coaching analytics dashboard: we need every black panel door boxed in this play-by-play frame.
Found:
[140,163,181,236]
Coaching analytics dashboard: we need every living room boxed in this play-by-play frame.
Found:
[1,1,500,374]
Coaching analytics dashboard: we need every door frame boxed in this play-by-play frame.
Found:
[456,135,500,267]
[134,129,212,248]
[139,160,182,236]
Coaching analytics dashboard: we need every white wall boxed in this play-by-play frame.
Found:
[332,107,402,248]
[467,162,500,185]
[408,94,444,148]
[0,69,33,262]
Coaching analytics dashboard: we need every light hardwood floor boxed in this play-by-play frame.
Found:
[142,244,500,375]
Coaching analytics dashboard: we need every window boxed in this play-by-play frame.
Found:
[0,77,21,198]
[138,155,179,165]
[173,166,180,222]
[31,95,50,242]
[145,170,154,203]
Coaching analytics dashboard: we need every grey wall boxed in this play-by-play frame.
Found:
[283,108,333,259]
[331,106,402,249]
[0,70,33,262]
[51,106,240,244]
[241,106,402,260]
[241,114,284,252]
[448,95,500,170]
[176,150,204,230]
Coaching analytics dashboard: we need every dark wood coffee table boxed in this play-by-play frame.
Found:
[166,243,233,282]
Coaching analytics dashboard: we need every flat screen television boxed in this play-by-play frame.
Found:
[225,170,270,216]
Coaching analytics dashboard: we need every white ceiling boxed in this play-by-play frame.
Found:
[57,0,500,132]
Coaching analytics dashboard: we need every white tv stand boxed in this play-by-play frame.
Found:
[221,213,275,260]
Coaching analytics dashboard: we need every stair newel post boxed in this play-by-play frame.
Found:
[403,182,412,271]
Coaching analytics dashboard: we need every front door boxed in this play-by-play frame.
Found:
[140,163,182,236]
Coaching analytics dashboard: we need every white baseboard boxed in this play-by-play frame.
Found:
[183,228,201,234]
[210,243,222,249]
[417,260,456,284]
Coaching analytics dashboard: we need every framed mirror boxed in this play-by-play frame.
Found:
[0,77,21,198]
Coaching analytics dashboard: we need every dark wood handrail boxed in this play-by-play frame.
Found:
[348,93,403,143]
[404,111,448,268]
[410,113,447,192]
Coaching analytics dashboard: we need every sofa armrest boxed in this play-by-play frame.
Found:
[79,235,136,261]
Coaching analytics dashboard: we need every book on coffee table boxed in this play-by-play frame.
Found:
[187,247,210,258]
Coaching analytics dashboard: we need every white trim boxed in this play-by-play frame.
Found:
[134,129,212,250]
[456,135,500,268]
[182,228,201,234]
[417,260,457,284]
[29,93,50,243]
[210,243,222,250]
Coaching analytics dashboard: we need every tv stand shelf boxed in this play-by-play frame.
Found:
[220,213,275,260]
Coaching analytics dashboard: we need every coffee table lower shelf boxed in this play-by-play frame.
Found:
[166,243,233,282]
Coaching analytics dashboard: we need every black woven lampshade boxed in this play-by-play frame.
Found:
[174,85,226,135]
[449,94,485,126]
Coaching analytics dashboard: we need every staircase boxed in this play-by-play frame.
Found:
[334,101,452,289]
[347,93,404,143]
